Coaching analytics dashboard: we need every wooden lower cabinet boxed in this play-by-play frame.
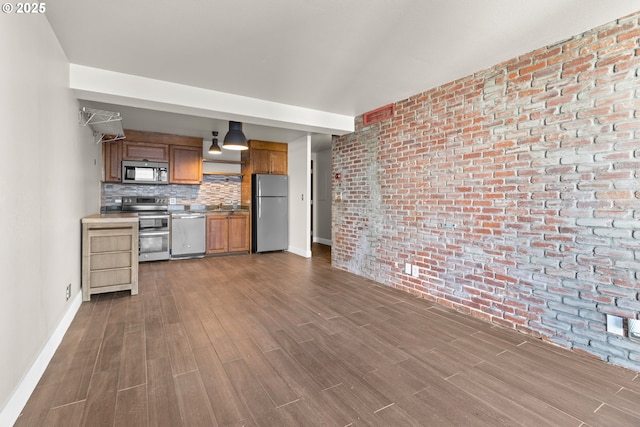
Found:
[206,213,249,254]
[206,215,228,254]
[81,215,139,302]
[228,215,250,252]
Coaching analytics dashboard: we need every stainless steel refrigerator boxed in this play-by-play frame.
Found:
[252,174,288,253]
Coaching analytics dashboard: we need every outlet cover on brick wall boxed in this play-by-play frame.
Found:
[606,314,624,336]
[411,265,419,278]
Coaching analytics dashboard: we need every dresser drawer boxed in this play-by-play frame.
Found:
[90,232,133,253]
[90,268,132,288]
[90,252,133,270]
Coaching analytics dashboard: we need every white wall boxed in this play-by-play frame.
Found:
[313,148,332,245]
[0,14,100,425]
[287,136,311,257]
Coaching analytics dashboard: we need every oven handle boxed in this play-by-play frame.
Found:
[138,214,169,220]
[139,231,170,236]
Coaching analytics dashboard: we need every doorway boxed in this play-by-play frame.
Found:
[311,142,332,257]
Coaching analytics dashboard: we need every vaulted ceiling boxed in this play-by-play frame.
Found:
[46,0,640,148]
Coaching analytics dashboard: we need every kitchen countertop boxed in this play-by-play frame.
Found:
[99,205,250,215]
[82,213,139,223]
[204,207,249,214]
[169,205,250,214]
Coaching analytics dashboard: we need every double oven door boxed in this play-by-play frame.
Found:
[138,213,170,262]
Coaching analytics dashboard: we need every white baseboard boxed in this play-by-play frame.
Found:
[313,237,332,246]
[0,292,82,427]
[288,246,312,258]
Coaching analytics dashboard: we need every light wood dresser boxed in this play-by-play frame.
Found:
[81,214,139,301]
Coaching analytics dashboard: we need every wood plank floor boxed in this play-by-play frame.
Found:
[16,244,640,426]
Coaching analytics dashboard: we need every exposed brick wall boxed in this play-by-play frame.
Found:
[332,12,640,371]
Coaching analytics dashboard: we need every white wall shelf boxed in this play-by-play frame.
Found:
[202,159,243,175]
[79,107,125,143]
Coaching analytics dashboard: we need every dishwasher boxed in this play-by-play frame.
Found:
[170,212,206,259]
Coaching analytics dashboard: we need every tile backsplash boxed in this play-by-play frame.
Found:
[101,175,242,207]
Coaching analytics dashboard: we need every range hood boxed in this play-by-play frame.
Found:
[79,107,125,143]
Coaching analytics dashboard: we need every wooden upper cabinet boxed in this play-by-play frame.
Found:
[251,149,288,175]
[102,141,122,183]
[102,130,204,185]
[240,140,288,206]
[122,141,169,162]
[269,150,287,175]
[170,145,202,184]
[247,141,287,175]
[251,149,272,174]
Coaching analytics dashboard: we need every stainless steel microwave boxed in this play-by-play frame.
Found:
[121,160,168,184]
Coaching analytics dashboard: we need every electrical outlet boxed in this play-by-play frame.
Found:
[66,284,71,301]
[405,263,412,274]
[412,265,419,278]
[169,198,176,205]
[629,319,640,339]
[606,314,624,336]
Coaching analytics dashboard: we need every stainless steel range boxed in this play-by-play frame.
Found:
[122,196,170,262]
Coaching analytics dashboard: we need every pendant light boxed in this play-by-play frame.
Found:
[208,131,221,154]
[222,121,248,150]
